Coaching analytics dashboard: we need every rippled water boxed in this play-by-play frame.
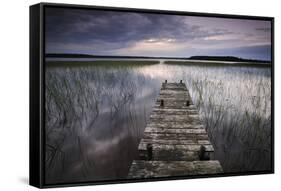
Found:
[45,60,271,184]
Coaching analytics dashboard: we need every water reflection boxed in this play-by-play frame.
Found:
[45,61,271,184]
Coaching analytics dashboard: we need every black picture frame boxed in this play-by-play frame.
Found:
[30,2,274,188]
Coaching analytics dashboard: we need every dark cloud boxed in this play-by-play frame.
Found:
[45,7,271,60]
[45,7,230,53]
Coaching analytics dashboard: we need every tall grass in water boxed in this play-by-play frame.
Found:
[45,63,157,183]
[45,61,271,182]
[180,66,271,172]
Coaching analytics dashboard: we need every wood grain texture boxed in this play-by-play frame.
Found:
[128,82,223,178]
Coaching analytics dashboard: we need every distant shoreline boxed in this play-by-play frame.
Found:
[45,60,271,68]
[45,53,271,64]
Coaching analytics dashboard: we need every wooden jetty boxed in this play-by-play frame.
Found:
[128,81,223,178]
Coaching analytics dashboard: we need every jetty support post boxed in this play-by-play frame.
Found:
[146,143,153,160]
[199,145,211,160]
[160,99,164,107]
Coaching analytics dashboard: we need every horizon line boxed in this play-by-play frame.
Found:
[45,53,271,62]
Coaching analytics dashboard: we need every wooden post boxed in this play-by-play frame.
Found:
[160,99,164,107]
[199,145,210,160]
[146,143,153,160]
[186,100,190,106]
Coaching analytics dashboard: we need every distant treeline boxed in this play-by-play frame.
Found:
[189,56,270,63]
[45,53,179,59]
[46,53,271,63]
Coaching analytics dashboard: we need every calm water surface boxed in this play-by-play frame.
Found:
[45,60,271,184]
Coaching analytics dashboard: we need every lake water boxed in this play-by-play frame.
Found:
[45,60,271,184]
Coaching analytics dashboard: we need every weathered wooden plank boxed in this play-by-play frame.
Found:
[154,105,194,109]
[158,95,189,99]
[149,114,201,120]
[140,139,211,145]
[158,93,189,97]
[153,107,198,111]
[159,92,187,95]
[149,118,201,124]
[155,100,190,104]
[161,85,182,88]
[159,90,188,94]
[155,103,193,107]
[139,150,199,161]
[162,82,186,87]
[138,143,214,152]
[128,160,223,178]
[158,93,192,99]
[150,112,200,116]
[150,112,200,118]
[148,120,202,126]
[161,83,185,87]
[151,109,199,116]
[139,145,214,161]
[143,132,209,140]
[144,128,207,134]
[151,112,199,116]
[152,108,198,113]
[161,84,187,88]
[157,99,191,104]
[146,123,204,129]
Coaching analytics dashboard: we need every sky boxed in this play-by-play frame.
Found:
[45,7,272,60]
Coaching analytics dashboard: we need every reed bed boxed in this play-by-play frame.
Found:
[45,60,271,183]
